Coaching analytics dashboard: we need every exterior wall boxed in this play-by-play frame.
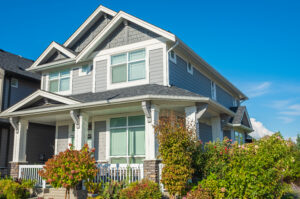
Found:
[216,85,235,108]
[198,122,212,144]
[169,56,211,97]
[26,123,55,164]
[0,128,9,167]
[43,51,68,64]
[149,48,164,85]
[56,125,69,153]
[72,67,93,94]
[94,121,106,161]
[95,60,107,92]
[223,130,231,139]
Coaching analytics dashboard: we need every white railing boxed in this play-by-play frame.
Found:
[19,165,46,188]
[94,164,144,184]
[158,163,165,191]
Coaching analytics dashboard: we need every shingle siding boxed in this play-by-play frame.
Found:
[94,121,106,161]
[72,67,93,94]
[95,60,107,92]
[169,56,211,97]
[57,126,69,153]
[216,85,234,108]
[198,122,212,143]
[149,48,164,85]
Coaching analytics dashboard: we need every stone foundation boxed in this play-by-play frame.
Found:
[9,162,27,179]
[143,159,161,183]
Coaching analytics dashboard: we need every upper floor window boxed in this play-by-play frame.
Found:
[169,50,177,64]
[187,62,193,75]
[111,49,146,84]
[211,81,217,100]
[49,69,70,93]
[79,65,92,76]
[11,78,18,88]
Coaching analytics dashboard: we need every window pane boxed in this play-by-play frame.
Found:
[49,80,59,92]
[112,64,127,83]
[110,128,127,156]
[111,53,126,65]
[60,77,70,91]
[49,72,59,80]
[128,127,145,156]
[128,115,145,126]
[129,157,144,164]
[82,66,88,73]
[111,158,127,164]
[110,117,126,128]
[128,61,145,81]
[129,49,145,61]
[60,69,70,77]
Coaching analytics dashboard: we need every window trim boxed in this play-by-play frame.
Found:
[169,50,177,64]
[11,78,18,88]
[79,64,92,76]
[187,62,194,75]
[211,81,217,100]
[46,69,72,95]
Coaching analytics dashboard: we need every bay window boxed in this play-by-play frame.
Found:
[110,115,145,164]
[111,49,146,84]
[49,69,70,93]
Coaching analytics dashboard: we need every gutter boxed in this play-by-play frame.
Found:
[166,41,179,86]
[27,59,76,72]
[227,123,253,133]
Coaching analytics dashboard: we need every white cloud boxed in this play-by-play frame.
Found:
[249,118,274,139]
[280,103,300,116]
[246,82,271,98]
[277,116,294,124]
[270,99,292,109]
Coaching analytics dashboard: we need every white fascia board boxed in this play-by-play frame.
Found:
[76,11,176,62]
[63,5,117,47]
[1,90,80,115]
[229,123,254,133]
[0,94,234,118]
[27,59,76,72]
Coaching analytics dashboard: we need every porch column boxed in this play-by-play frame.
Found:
[231,129,235,142]
[71,111,89,150]
[211,116,223,141]
[185,106,199,138]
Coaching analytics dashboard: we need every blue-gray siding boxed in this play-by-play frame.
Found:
[95,60,107,92]
[57,126,69,153]
[216,85,234,108]
[198,122,212,143]
[72,67,93,94]
[0,129,8,167]
[94,121,106,161]
[149,48,164,85]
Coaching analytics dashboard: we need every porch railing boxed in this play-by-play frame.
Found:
[19,165,46,188]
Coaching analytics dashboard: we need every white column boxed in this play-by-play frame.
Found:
[145,105,159,160]
[211,116,223,141]
[185,106,199,139]
[12,119,28,162]
[74,112,89,150]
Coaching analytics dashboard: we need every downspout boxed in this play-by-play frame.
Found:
[166,40,179,87]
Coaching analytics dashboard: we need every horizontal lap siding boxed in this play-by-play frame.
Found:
[149,48,164,85]
[198,122,212,144]
[95,60,107,92]
[57,126,69,153]
[169,56,211,97]
[72,68,93,94]
[94,121,106,161]
[216,85,234,108]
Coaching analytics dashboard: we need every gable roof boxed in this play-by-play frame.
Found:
[230,106,252,129]
[0,49,39,80]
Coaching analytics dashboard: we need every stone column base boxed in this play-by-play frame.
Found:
[143,159,161,183]
[9,162,27,179]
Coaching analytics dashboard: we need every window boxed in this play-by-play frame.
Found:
[79,65,92,76]
[234,132,244,144]
[111,49,146,84]
[110,115,145,164]
[49,69,70,93]
[187,62,193,75]
[169,50,177,64]
[11,78,18,88]
[211,81,217,100]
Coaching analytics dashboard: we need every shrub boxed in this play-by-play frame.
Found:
[155,118,196,198]
[102,181,126,199]
[120,179,162,199]
[39,144,97,199]
[186,184,212,199]
[0,178,35,199]
[85,181,103,195]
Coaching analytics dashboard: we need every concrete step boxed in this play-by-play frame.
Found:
[34,188,87,199]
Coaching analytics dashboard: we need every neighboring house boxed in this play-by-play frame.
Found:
[0,5,253,181]
[0,50,46,176]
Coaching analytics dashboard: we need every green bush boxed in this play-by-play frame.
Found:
[186,184,212,199]
[102,181,126,199]
[0,178,34,199]
[119,179,161,199]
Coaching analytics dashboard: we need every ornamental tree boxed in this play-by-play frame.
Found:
[39,144,97,199]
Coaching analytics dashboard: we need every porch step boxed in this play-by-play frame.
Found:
[34,188,87,199]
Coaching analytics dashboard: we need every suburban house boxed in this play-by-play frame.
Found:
[0,49,44,176]
[0,5,253,182]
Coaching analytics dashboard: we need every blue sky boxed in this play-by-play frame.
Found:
[1,0,299,139]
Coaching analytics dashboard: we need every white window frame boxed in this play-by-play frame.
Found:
[79,65,92,76]
[46,69,72,95]
[11,78,18,88]
[109,115,146,164]
[211,81,217,100]
[187,62,194,75]
[169,50,177,64]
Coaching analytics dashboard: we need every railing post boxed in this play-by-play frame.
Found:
[18,165,22,179]
[42,180,46,189]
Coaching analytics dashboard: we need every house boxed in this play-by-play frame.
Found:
[0,49,46,176]
[0,5,253,182]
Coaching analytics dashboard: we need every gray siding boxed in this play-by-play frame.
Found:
[26,123,55,164]
[169,56,211,97]
[57,125,69,153]
[94,121,106,161]
[70,15,113,52]
[0,128,9,167]
[149,48,164,85]
[95,60,107,92]
[223,130,231,139]
[95,22,159,51]
[198,122,212,143]
[72,67,93,94]
[216,85,234,108]
[42,51,68,64]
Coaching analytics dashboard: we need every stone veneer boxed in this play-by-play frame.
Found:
[143,159,161,183]
[9,162,27,179]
